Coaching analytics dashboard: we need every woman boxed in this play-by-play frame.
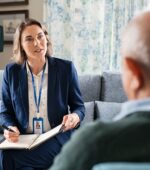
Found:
[0,18,85,170]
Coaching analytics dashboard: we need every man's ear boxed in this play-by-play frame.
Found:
[124,57,144,90]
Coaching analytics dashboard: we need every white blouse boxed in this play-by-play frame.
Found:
[26,60,51,133]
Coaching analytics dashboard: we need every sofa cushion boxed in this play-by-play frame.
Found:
[95,101,121,121]
[81,102,94,125]
[101,71,127,103]
[78,75,101,102]
[92,163,150,170]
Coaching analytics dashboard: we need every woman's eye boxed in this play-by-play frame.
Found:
[25,37,33,42]
[38,34,44,39]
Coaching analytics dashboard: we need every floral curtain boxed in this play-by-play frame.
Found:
[43,0,149,74]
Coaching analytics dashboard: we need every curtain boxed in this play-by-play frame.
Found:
[44,0,149,74]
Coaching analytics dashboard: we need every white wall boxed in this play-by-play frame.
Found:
[0,0,44,69]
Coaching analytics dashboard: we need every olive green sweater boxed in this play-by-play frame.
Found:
[50,111,150,170]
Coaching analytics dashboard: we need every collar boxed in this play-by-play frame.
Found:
[113,97,150,121]
[26,58,48,76]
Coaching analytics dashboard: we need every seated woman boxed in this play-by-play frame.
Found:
[0,18,85,170]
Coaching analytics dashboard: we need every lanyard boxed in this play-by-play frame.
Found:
[27,62,46,113]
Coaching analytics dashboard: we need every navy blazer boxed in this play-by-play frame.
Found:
[0,57,85,144]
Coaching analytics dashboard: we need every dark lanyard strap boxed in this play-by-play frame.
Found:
[27,62,46,113]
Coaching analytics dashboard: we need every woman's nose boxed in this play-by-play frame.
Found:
[33,38,40,46]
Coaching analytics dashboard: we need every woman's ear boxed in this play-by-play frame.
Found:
[124,57,144,91]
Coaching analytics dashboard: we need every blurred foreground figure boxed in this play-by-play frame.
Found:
[50,10,150,170]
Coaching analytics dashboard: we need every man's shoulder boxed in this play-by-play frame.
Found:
[50,112,150,170]
[71,113,150,141]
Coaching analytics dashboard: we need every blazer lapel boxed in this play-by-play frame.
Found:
[19,63,29,124]
[47,57,57,125]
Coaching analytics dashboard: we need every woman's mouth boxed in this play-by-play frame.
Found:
[34,49,43,53]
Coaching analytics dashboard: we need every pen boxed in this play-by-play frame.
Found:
[1,125,15,132]
[59,124,65,133]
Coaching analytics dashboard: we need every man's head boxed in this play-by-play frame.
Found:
[121,11,150,100]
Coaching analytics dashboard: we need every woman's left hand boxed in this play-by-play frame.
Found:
[62,113,80,131]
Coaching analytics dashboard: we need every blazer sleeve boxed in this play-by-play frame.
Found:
[0,66,17,127]
[68,62,85,122]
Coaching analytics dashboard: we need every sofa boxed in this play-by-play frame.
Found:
[1,70,149,170]
[79,71,127,125]
[0,70,128,169]
[0,70,127,134]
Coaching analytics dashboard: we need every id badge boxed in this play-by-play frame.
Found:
[33,117,44,134]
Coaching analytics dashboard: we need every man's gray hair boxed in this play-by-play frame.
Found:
[121,10,150,70]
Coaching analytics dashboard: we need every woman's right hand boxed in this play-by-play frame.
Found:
[3,126,20,143]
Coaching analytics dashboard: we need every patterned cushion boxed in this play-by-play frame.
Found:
[95,101,121,121]
[81,102,94,125]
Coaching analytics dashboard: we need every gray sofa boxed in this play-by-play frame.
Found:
[0,70,128,169]
[0,70,127,127]
[79,71,127,125]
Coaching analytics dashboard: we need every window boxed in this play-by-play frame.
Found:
[44,0,149,74]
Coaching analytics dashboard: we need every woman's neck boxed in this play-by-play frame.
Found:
[27,57,46,75]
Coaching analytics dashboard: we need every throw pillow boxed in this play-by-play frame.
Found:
[95,101,121,121]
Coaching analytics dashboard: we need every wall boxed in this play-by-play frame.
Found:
[0,0,44,69]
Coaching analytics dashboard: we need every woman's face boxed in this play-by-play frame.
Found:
[21,24,47,61]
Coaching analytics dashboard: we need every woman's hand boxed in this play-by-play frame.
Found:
[3,126,20,143]
[62,113,80,132]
